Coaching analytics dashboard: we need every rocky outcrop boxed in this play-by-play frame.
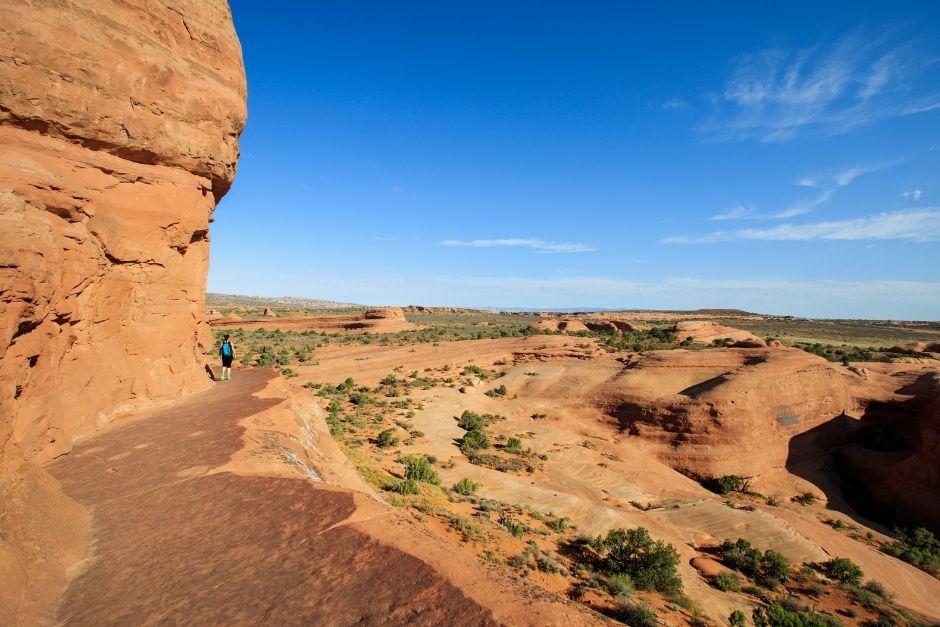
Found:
[599,348,853,479]
[1,0,246,468]
[0,0,246,619]
[670,320,765,346]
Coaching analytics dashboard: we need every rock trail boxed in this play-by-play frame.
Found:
[48,369,497,626]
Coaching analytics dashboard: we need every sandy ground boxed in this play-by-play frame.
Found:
[294,336,940,623]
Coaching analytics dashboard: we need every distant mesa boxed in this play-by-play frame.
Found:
[363,307,406,321]
[209,306,415,334]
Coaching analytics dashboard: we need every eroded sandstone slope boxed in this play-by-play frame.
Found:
[0,1,246,620]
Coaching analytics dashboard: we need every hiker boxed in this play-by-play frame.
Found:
[219,334,236,380]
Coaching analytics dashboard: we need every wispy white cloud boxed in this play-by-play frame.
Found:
[666,208,940,243]
[711,204,756,221]
[702,32,940,141]
[719,160,900,222]
[771,189,834,219]
[441,238,597,253]
[901,189,924,200]
[662,98,689,111]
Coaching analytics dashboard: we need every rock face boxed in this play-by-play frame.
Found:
[1,0,246,467]
[598,348,853,479]
[0,0,246,619]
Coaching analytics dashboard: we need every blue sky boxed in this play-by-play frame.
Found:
[209,1,940,318]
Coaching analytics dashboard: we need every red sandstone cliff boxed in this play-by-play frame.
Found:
[0,1,246,620]
[0,0,246,467]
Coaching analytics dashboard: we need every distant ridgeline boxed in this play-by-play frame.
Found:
[206,293,363,309]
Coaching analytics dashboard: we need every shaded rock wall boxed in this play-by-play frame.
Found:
[1,0,246,468]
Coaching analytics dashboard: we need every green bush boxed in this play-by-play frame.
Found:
[505,437,523,453]
[547,516,570,533]
[615,600,657,627]
[457,410,488,431]
[376,428,399,448]
[459,427,490,454]
[729,609,746,626]
[604,573,633,596]
[752,602,841,627]
[389,479,420,495]
[715,571,741,592]
[821,557,863,586]
[453,477,479,495]
[484,384,508,397]
[595,527,682,594]
[719,538,790,588]
[401,455,439,484]
[881,527,940,575]
[709,475,747,495]
[792,492,817,505]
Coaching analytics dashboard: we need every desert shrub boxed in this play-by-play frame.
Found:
[881,526,940,575]
[729,609,747,626]
[498,511,526,538]
[484,384,508,397]
[505,437,523,453]
[401,455,439,484]
[461,364,489,379]
[792,492,817,505]
[459,428,490,454]
[753,602,841,627]
[821,557,863,585]
[604,573,634,596]
[765,496,779,506]
[376,428,399,448]
[719,538,790,588]
[615,600,658,627]
[453,477,479,496]
[389,479,420,495]
[714,571,741,592]
[709,475,748,495]
[348,391,372,405]
[759,550,790,588]
[862,580,891,599]
[595,527,682,594]
[547,516,570,533]
[457,410,488,431]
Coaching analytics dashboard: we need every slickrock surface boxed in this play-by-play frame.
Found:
[47,368,605,626]
[0,0,246,620]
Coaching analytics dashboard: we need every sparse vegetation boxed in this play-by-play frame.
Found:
[881,526,940,575]
[376,428,399,448]
[752,601,841,627]
[453,477,479,496]
[820,557,863,586]
[615,600,658,627]
[592,527,683,594]
[714,571,741,592]
[792,492,817,505]
[719,538,790,589]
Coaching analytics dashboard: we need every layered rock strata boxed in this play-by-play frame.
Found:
[0,0,246,619]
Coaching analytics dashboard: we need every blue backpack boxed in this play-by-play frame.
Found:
[221,342,233,357]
